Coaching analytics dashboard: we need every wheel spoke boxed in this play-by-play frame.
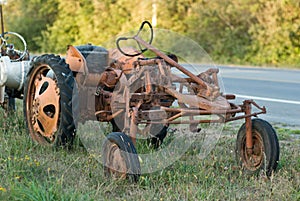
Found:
[32,120,43,134]
[36,108,58,136]
[32,74,60,137]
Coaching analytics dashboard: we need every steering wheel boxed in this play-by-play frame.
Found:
[116,21,153,57]
[0,31,28,61]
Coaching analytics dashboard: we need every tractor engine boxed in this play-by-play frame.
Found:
[95,47,150,122]
[66,44,146,124]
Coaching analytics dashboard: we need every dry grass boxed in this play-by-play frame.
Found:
[0,107,299,201]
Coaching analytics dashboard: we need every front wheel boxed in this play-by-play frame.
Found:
[102,132,140,182]
[23,54,75,147]
[236,118,280,177]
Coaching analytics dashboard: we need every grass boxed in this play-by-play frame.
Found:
[0,107,299,201]
[274,127,300,141]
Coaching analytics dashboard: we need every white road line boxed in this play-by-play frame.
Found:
[235,94,300,105]
[221,75,300,84]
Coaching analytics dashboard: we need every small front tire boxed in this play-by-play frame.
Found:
[236,118,280,177]
[102,132,140,182]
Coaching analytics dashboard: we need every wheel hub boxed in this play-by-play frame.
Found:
[31,74,60,140]
[107,144,127,179]
[243,131,264,170]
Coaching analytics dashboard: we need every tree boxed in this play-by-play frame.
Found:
[2,0,300,67]
[4,0,58,52]
[248,0,300,66]
[39,0,139,53]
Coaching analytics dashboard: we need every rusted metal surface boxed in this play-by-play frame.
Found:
[25,65,60,143]
[73,21,270,155]
[0,20,279,181]
[129,107,138,145]
[244,100,253,154]
[133,36,220,100]
[93,47,267,135]
[32,75,59,137]
[93,51,267,133]
[240,130,264,171]
[66,45,87,73]
[109,47,144,74]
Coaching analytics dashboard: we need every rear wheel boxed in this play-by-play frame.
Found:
[23,54,75,147]
[102,132,140,182]
[236,118,280,177]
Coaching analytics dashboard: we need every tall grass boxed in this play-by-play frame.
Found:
[0,106,299,201]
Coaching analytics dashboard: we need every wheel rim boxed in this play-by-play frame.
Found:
[105,143,127,179]
[241,130,264,171]
[26,65,60,143]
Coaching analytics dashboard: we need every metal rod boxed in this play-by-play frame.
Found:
[224,111,265,122]
[0,4,4,53]
[145,71,151,94]
[0,5,4,35]
[161,106,242,115]
[167,112,183,122]
[129,107,138,145]
[244,100,253,153]
[144,118,224,124]
[134,35,208,89]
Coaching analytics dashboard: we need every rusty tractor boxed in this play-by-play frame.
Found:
[0,21,279,181]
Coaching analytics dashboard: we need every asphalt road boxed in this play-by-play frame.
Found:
[183,65,300,127]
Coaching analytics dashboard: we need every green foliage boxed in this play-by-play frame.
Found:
[184,0,255,64]
[247,0,300,66]
[2,0,300,67]
[4,0,58,52]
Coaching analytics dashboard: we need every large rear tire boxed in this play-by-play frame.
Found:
[236,118,280,177]
[23,54,75,147]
